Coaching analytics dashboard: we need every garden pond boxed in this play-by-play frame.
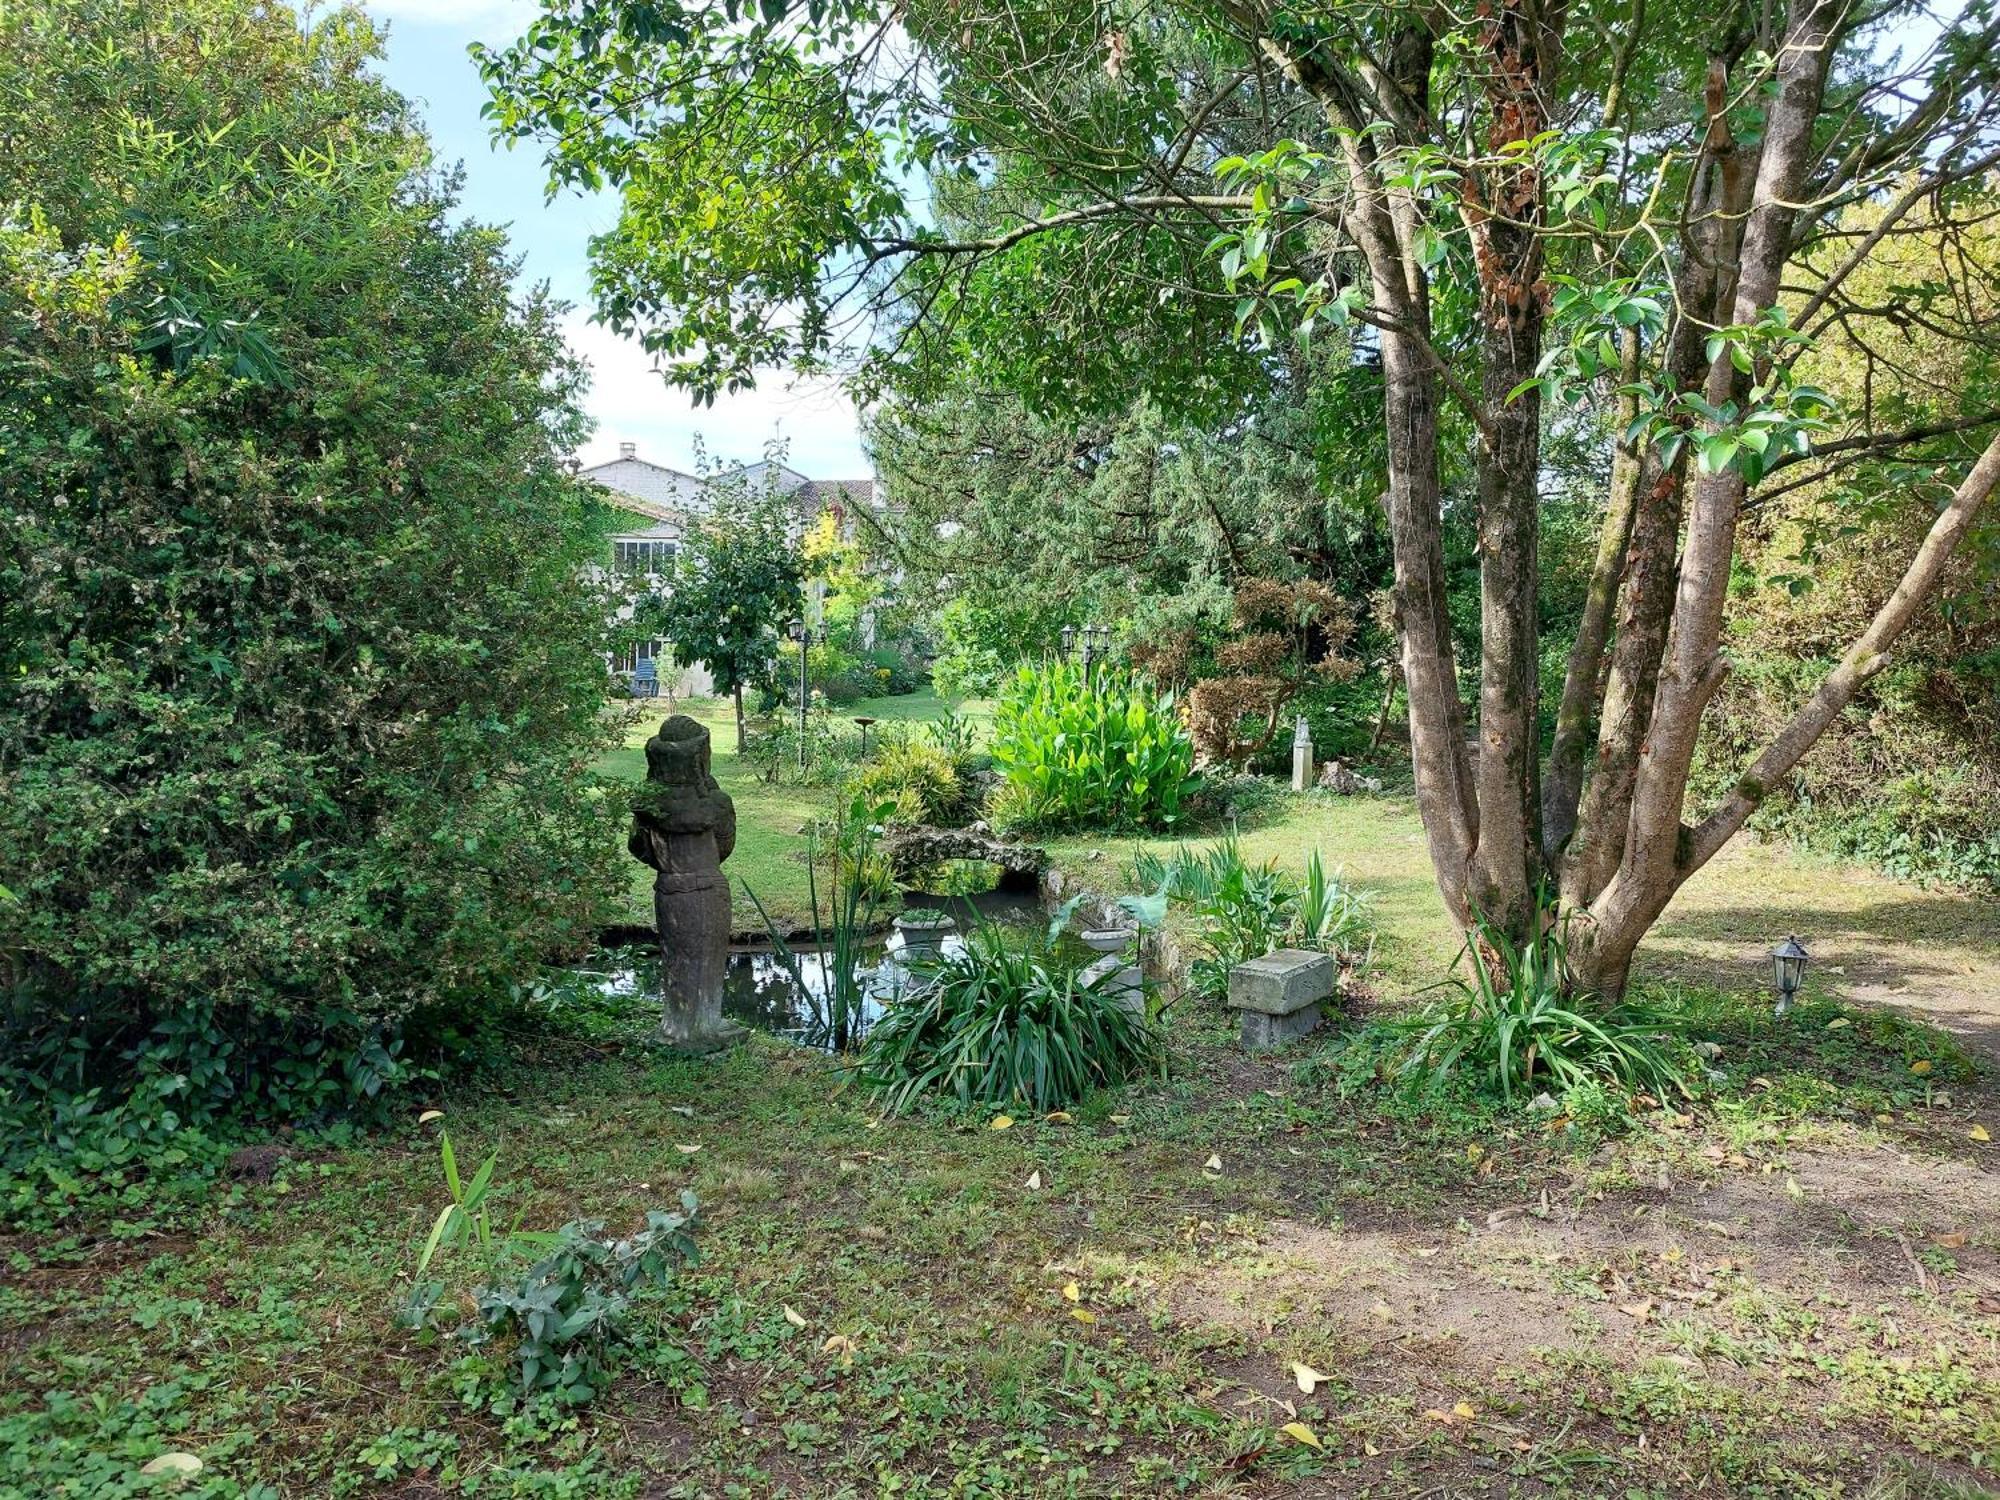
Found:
[587,890,1081,1051]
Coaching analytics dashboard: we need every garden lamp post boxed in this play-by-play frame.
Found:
[1060,624,1076,661]
[787,619,812,772]
[1770,935,1809,1017]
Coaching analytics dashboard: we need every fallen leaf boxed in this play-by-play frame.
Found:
[668,1105,695,1117]
[1044,1111,1073,1124]
[1280,1421,1323,1451]
[1785,1176,1806,1200]
[1422,1407,1461,1425]
[1875,1113,1896,1125]
[1290,1361,1327,1394]
[990,1115,1014,1131]
[1070,1307,1097,1325]
[1935,1231,1969,1249]
[1619,1299,1654,1322]
[141,1454,203,1477]
[1825,1018,1851,1030]
[1203,1153,1223,1172]
[1453,1401,1476,1420]
[1972,1125,1992,1142]
[1363,1440,1380,1457]
[1911,1059,1934,1076]
[1061,1282,1081,1303]
[863,1117,881,1130]
[1024,1170,1043,1190]
[417,1109,444,1124]
[782,1304,808,1329]
[821,1333,858,1362]
[1109,1113,1130,1124]
[675,1142,702,1155]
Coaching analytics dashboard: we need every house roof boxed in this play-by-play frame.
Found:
[583,448,877,521]
[803,478,877,506]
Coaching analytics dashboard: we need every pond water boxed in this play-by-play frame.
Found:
[591,891,1060,1051]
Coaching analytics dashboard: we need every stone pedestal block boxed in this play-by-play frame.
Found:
[1082,954,1147,1018]
[1227,948,1337,1051]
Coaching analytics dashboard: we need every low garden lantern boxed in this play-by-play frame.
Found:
[1770,934,1809,1017]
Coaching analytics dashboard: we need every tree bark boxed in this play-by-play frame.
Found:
[1561,53,1752,909]
[733,680,747,754]
[1541,327,1641,861]
[1466,0,1560,935]
[1576,0,1847,998]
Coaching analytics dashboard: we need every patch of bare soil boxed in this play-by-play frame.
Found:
[1148,1130,2000,1490]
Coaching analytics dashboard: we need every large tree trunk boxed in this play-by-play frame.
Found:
[1560,54,1751,909]
[1574,0,1846,998]
[1465,0,1559,936]
[733,680,747,754]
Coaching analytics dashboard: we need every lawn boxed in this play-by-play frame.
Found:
[8,964,1998,1496]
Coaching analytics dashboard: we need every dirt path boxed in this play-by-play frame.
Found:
[1650,839,2000,1060]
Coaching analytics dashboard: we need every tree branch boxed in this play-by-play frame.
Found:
[1687,431,2000,870]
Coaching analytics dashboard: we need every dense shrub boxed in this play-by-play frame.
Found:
[854,740,973,825]
[855,923,1163,1112]
[1698,654,2000,893]
[0,4,624,1090]
[988,661,1196,830]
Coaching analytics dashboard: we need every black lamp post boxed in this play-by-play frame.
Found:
[1770,934,1809,1017]
[787,619,813,772]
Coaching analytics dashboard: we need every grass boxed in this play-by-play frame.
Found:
[5,977,1998,1497]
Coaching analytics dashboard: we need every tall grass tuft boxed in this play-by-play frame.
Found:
[1388,911,1692,1104]
[854,918,1163,1114]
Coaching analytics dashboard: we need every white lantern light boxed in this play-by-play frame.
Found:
[1770,935,1809,1017]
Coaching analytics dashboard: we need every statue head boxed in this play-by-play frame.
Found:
[643,715,713,787]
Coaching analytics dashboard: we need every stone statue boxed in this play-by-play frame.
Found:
[628,715,745,1052]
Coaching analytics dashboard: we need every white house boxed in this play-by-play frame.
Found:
[582,442,876,699]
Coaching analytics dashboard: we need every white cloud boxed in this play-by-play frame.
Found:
[562,313,871,478]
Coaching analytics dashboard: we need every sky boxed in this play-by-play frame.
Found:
[361,0,872,479]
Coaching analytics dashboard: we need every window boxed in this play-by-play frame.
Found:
[613,538,677,574]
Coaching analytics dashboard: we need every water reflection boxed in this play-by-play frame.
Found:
[595,891,1052,1052]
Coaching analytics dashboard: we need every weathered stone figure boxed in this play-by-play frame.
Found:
[628,715,745,1052]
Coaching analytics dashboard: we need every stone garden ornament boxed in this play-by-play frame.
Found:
[628,715,746,1052]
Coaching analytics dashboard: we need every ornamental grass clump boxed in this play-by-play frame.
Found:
[987,660,1195,831]
[1387,912,1693,1105]
[854,919,1164,1114]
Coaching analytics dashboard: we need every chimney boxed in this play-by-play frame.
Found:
[618,441,637,460]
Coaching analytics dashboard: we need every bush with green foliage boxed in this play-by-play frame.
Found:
[988,661,1196,831]
[0,2,624,1114]
[854,739,973,825]
[465,1205,700,1406]
[401,1123,701,1407]
[855,917,1163,1113]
